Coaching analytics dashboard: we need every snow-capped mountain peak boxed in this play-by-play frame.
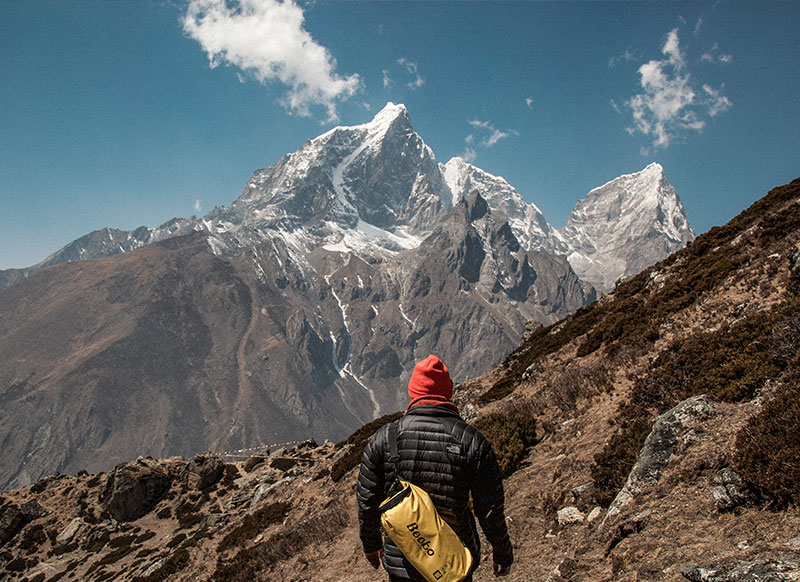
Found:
[313,102,411,148]
[442,156,558,253]
[363,101,410,134]
[4,104,694,303]
[559,162,694,293]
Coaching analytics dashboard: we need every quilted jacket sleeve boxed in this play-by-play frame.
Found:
[469,429,514,568]
[356,429,386,554]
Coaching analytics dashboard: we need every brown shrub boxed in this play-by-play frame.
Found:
[213,502,349,581]
[479,303,603,404]
[771,306,800,366]
[735,367,800,506]
[591,306,786,506]
[166,533,187,549]
[474,407,538,478]
[217,502,291,552]
[131,547,190,582]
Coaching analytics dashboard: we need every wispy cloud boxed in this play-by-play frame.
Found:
[460,119,518,161]
[624,28,732,151]
[693,17,704,38]
[396,58,424,90]
[703,84,733,117]
[461,145,478,164]
[609,47,640,69]
[182,0,361,123]
[194,199,202,214]
[382,69,393,89]
[701,43,733,64]
[468,119,518,147]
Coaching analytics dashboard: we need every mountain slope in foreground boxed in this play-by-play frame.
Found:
[1,174,795,581]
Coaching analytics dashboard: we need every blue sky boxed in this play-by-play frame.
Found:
[1,1,798,270]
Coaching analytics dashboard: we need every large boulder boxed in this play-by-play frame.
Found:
[184,455,224,490]
[0,505,26,546]
[681,559,800,581]
[0,500,40,546]
[102,458,171,522]
[607,395,718,518]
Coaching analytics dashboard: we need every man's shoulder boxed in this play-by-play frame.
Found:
[404,408,486,445]
[366,420,392,446]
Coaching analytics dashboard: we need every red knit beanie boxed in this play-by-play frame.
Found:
[408,354,453,402]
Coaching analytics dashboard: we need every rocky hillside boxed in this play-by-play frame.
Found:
[1,177,797,581]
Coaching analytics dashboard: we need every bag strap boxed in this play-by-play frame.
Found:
[386,420,405,494]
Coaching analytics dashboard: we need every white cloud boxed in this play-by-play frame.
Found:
[525,96,534,108]
[396,58,424,89]
[693,17,703,38]
[468,119,518,147]
[609,47,639,68]
[703,84,733,117]
[460,119,518,162]
[701,43,734,64]
[661,29,685,70]
[460,146,478,163]
[624,28,732,150]
[382,69,393,89]
[183,0,361,122]
[194,199,202,213]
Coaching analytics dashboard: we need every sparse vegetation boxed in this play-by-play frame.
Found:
[131,547,190,582]
[478,303,602,404]
[166,533,187,549]
[108,534,137,549]
[213,503,348,582]
[97,542,137,565]
[474,407,538,478]
[178,512,203,530]
[735,366,800,506]
[217,502,291,552]
[4,556,32,571]
[591,306,788,506]
[19,524,46,552]
[136,530,156,544]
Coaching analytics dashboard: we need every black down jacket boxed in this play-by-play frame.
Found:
[356,405,513,579]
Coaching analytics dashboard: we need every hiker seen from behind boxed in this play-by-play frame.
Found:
[357,354,514,581]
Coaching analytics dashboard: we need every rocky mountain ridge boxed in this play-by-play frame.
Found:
[0,176,798,582]
[0,104,692,294]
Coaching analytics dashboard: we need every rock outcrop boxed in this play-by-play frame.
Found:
[681,559,800,581]
[607,395,718,518]
[101,459,172,522]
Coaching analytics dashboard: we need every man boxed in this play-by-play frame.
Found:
[357,354,514,581]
